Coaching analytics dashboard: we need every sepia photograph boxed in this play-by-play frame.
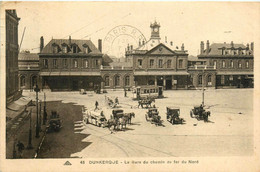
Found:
[0,1,259,171]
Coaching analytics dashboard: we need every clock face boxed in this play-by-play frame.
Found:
[154,27,159,32]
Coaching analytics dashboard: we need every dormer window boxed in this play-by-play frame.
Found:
[72,45,78,53]
[62,45,67,53]
[83,44,89,53]
[52,44,59,53]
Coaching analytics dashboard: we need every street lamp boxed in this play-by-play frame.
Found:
[27,109,33,149]
[43,93,47,125]
[34,84,40,138]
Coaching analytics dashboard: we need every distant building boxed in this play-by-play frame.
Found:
[125,21,189,90]
[39,37,103,91]
[18,51,40,91]
[6,10,20,104]
[197,41,254,88]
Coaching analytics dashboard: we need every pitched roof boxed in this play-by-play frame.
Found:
[201,43,248,55]
[18,53,39,61]
[41,39,102,55]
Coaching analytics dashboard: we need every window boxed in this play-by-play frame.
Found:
[213,60,217,68]
[20,75,25,87]
[149,59,154,68]
[63,59,67,67]
[74,59,78,68]
[53,46,58,53]
[84,60,88,68]
[83,46,88,53]
[53,59,57,68]
[198,75,203,85]
[230,60,234,68]
[115,75,120,86]
[238,61,242,68]
[62,46,67,53]
[221,75,225,85]
[43,59,48,68]
[137,59,142,67]
[246,61,249,68]
[95,60,99,67]
[72,46,77,53]
[208,75,212,86]
[105,76,109,86]
[167,60,171,68]
[125,76,130,86]
[179,59,183,68]
[159,59,163,68]
[222,60,226,68]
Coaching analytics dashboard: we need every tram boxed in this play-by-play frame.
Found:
[132,85,163,99]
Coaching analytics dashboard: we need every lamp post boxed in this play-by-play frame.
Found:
[34,84,40,138]
[27,109,33,149]
[43,93,47,125]
[39,100,42,131]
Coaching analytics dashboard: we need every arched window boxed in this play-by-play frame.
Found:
[62,46,67,53]
[238,60,242,68]
[74,59,78,68]
[105,76,109,86]
[207,75,212,86]
[222,60,226,68]
[125,76,130,86]
[230,60,234,68]
[115,75,120,86]
[72,45,77,53]
[246,60,249,68]
[198,75,203,85]
[31,75,37,88]
[20,75,25,87]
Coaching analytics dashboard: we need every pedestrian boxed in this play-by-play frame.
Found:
[95,101,99,110]
[124,89,127,97]
[16,141,24,158]
[115,97,119,105]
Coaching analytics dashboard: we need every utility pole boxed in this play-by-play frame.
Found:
[34,85,40,138]
[27,109,33,149]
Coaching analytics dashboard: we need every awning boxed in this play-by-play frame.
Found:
[134,71,189,76]
[217,71,253,75]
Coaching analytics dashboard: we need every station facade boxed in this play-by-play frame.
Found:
[19,21,254,92]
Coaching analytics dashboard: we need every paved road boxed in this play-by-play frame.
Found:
[24,89,253,158]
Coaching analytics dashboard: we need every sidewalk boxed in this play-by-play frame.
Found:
[6,104,47,159]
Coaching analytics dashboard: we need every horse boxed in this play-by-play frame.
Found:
[118,116,128,130]
[107,118,119,132]
[138,98,155,108]
[202,111,211,122]
[123,112,135,124]
[152,115,162,126]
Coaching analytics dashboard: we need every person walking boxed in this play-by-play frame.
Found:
[16,141,24,158]
[124,88,127,97]
[115,97,119,105]
[95,101,99,110]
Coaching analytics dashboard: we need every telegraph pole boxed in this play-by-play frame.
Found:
[34,85,40,138]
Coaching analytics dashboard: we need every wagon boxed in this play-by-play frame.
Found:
[47,111,62,133]
[112,108,124,119]
[190,105,211,122]
[166,107,185,124]
[83,110,107,127]
[145,108,163,126]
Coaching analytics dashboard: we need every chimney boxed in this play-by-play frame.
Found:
[251,42,254,51]
[40,36,44,52]
[170,41,173,46]
[206,40,210,54]
[246,43,249,49]
[200,41,204,54]
[98,39,102,53]
[127,44,130,51]
[130,45,133,50]
[142,40,145,45]
[165,36,167,43]
[181,43,184,51]
[69,36,71,45]
[139,39,141,46]
[231,41,234,48]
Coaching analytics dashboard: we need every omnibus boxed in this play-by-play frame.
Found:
[132,85,163,99]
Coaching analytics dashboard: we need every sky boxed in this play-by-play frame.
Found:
[1,1,260,57]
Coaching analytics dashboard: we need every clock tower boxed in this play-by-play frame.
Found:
[150,21,160,40]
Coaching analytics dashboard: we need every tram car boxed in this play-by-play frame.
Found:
[132,85,163,100]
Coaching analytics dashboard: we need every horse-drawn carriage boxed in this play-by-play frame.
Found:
[138,97,155,108]
[83,110,107,127]
[47,111,62,133]
[105,96,118,108]
[107,109,135,131]
[166,107,185,124]
[190,105,211,122]
[145,108,163,126]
